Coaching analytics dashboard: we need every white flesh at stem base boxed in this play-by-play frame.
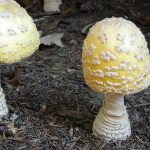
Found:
[93,94,131,141]
[0,84,8,119]
[44,0,62,12]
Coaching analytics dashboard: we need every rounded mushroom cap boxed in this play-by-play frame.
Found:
[82,17,150,95]
[0,0,40,64]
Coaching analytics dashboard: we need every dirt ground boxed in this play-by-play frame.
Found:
[0,0,150,149]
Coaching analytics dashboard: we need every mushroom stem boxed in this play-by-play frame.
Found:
[93,94,131,141]
[103,94,125,115]
[44,0,62,12]
[0,84,8,119]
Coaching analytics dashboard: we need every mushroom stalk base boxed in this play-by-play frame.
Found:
[93,94,131,141]
[44,0,62,12]
[0,84,8,119]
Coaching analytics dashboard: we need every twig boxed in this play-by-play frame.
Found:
[127,103,150,109]
[81,23,94,34]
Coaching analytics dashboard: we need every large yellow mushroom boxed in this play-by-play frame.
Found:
[82,17,150,141]
[0,0,40,119]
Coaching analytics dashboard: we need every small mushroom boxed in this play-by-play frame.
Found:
[44,0,62,12]
[0,0,40,119]
[82,17,150,141]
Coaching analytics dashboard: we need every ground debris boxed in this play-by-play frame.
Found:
[41,18,69,31]
[7,67,21,87]
[40,33,64,47]
[0,122,17,136]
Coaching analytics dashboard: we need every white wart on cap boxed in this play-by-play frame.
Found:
[0,0,40,64]
[82,17,150,95]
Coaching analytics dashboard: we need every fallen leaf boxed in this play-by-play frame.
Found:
[40,33,64,47]
[64,0,94,12]
[0,122,18,136]
[9,136,39,146]
[8,123,18,134]
[41,19,69,31]
[48,121,65,127]
[8,68,21,87]
[56,109,80,119]
[56,109,95,120]
[19,102,29,105]
[60,7,74,15]
[80,1,94,12]
[13,137,31,143]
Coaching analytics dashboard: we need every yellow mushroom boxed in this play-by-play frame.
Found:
[0,0,40,64]
[0,0,40,118]
[82,17,150,141]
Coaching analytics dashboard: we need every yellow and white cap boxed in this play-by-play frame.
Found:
[82,17,150,95]
[0,0,40,63]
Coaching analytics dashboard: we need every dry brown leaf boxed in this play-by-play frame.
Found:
[48,121,65,127]
[80,1,94,12]
[10,136,39,146]
[0,122,17,136]
[8,68,21,87]
[64,0,94,12]
[41,19,69,31]
[40,33,64,47]
[56,109,80,119]
[14,137,32,143]
[19,102,29,105]
[8,123,18,134]
[60,7,74,15]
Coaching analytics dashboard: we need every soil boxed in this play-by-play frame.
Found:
[0,0,150,149]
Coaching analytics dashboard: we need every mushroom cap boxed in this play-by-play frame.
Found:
[82,17,150,95]
[0,0,40,64]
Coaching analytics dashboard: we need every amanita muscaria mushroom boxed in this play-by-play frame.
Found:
[82,17,150,141]
[0,0,40,119]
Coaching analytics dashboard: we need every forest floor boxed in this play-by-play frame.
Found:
[0,0,150,149]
